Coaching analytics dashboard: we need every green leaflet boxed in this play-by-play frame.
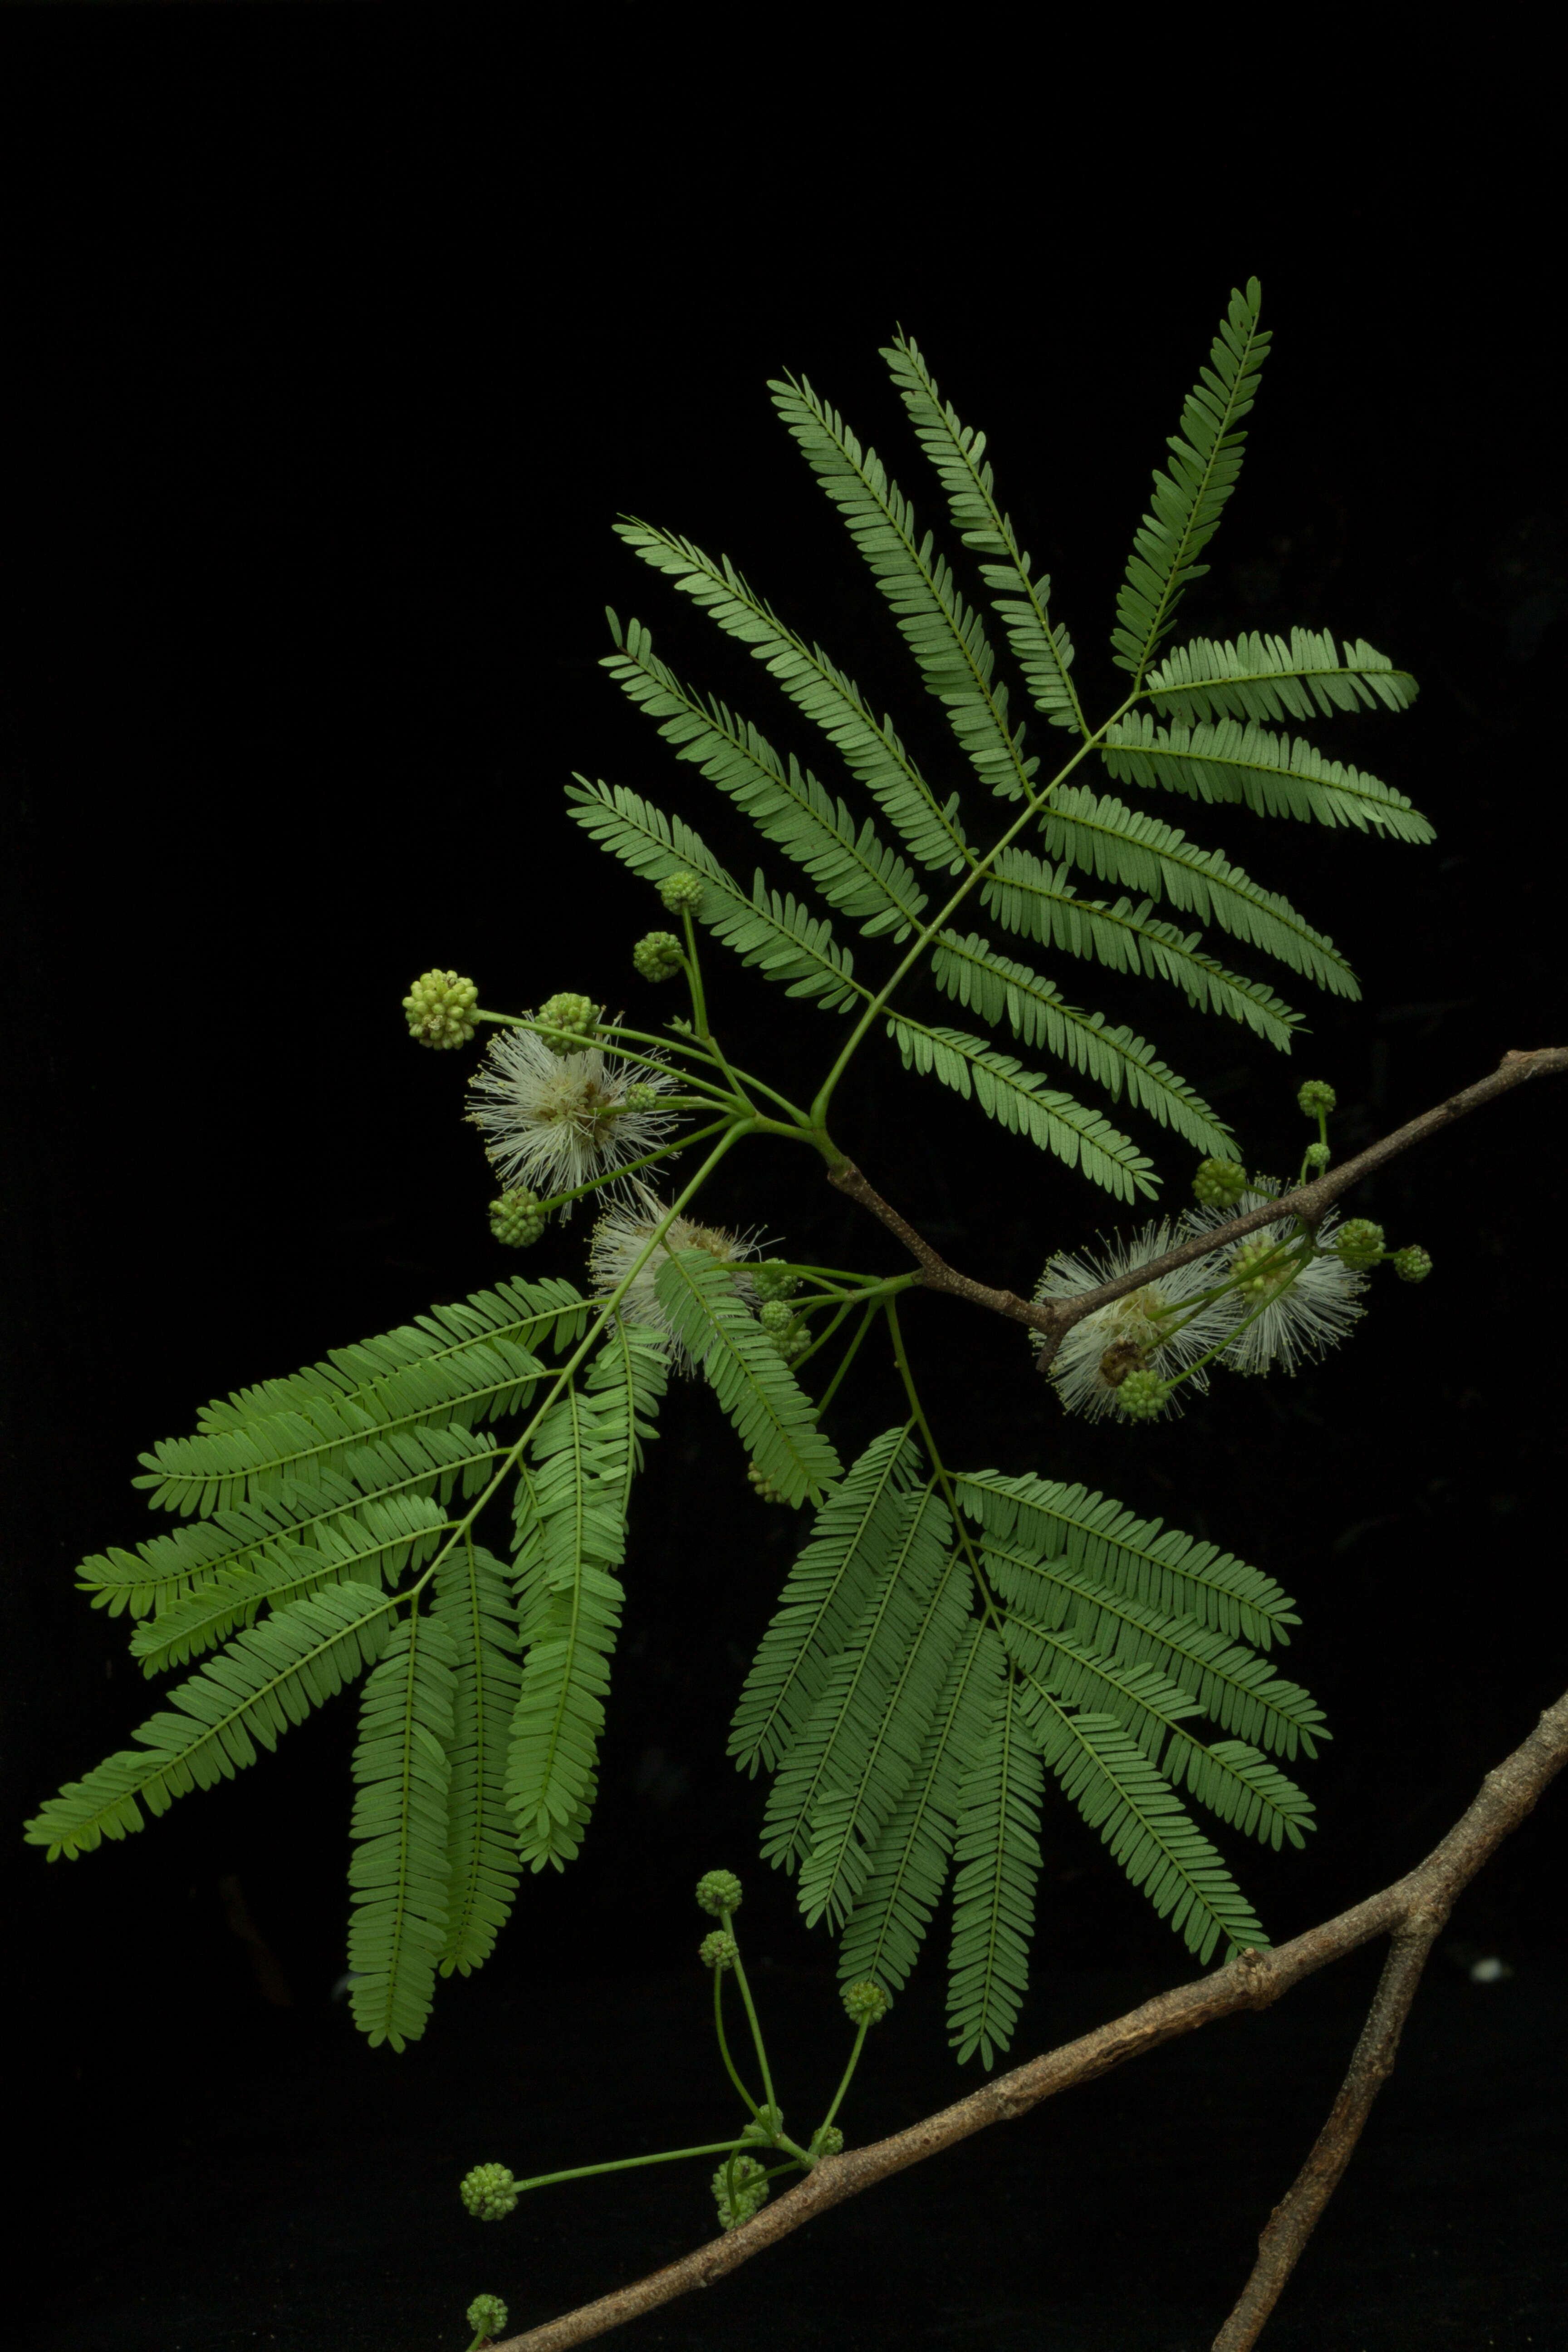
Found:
[1143,627,1419,725]
[730,1427,919,1777]
[125,1488,460,1676]
[505,1382,630,1873]
[1112,278,1270,689]
[979,846,1304,1047]
[796,1543,972,1934]
[431,1542,524,1977]
[612,522,972,879]
[135,1273,587,1518]
[24,1579,395,1859]
[653,1250,841,1509]
[947,1633,1044,2070]
[764,1485,956,1906]
[978,1533,1325,1763]
[954,1469,1299,1651]
[884,1015,1160,1203]
[1032,783,1358,998]
[1014,1683,1267,1969]
[882,328,1086,746]
[347,1608,460,2052]
[567,777,863,1014]
[769,366,1038,818]
[835,1618,995,2000]
[82,1421,498,1626]
[991,1564,1314,1863]
[602,603,928,939]
[503,1325,664,1874]
[1102,707,1433,841]
[926,931,1236,1158]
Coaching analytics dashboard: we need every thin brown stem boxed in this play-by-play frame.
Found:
[1209,1910,1445,2351]
[830,1046,1568,1368]
[491,1686,1568,2351]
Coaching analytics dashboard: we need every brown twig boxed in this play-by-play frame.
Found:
[828,1045,1568,1368]
[490,1686,1568,2352]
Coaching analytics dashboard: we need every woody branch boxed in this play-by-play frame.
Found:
[828,1046,1568,1367]
[492,1684,1568,2351]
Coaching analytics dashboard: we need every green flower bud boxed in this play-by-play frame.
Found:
[1116,1368,1171,1421]
[1391,1245,1432,1283]
[404,969,479,1050]
[843,1979,890,2025]
[699,1929,738,1971]
[752,1261,803,1301]
[633,930,685,983]
[1232,1235,1294,1295]
[460,2163,519,2222]
[658,870,705,913]
[534,993,599,1054]
[1297,1079,1337,1118]
[1334,1217,1386,1269]
[1192,1157,1248,1206]
[465,2293,508,2343]
[696,1868,743,1918]
[711,2153,769,2230]
[488,1188,549,1249]
[621,1083,662,1112]
[1303,1140,1331,1171]
[747,1461,789,1505]
[740,2102,784,2145]
[758,1300,794,1335]
[807,2123,845,2163]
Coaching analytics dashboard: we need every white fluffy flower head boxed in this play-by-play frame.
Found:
[1186,1178,1367,1375]
[589,1191,761,1372]
[466,1021,681,1215]
[1033,1217,1232,1421]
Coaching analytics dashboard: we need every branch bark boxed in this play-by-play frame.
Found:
[491,1686,1568,2352]
[828,1045,1568,1367]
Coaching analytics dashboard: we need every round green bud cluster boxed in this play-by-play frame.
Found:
[404,969,480,1050]
[740,2102,784,2145]
[534,993,599,1054]
[488,1188,548,1249]
[465,2293,508,2342]
[1192,1157,1248,1206]
[1391,1245,1432,1283]
[759,1301,807,1359]
[699,1929,739,1971]
[1297,1079,1337,1118]
[843,1979,890,2026]
[747,1461,789,1504]
[1232,1235,1292,1295]
[622,1083,662,1112]
[460,2163,519,2222]
[712,2153,769,2230]
[633,930,684,983]
[807,2123,845,2163]
[696,1868,743,1918]
[1334,1218,1386,1269]
[752,1262,803,1302]
[1116,1368,1171,1421]
[658,870,705,912]
[1303,1140,1331,1171]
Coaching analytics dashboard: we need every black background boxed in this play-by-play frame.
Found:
[1,15,1563,2352]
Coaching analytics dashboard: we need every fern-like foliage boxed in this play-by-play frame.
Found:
[505,1326,666,1871]
[347,1607,460,2050]
[32,284,1410,2073]
[584,279,1427,1206]
[1110,279,1270,690]
[734,1436,1325,2069]
[653,1251,841,1507]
